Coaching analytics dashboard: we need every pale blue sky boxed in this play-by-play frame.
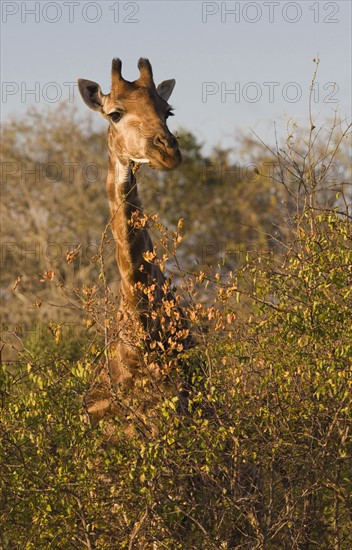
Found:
[1,0,351,151]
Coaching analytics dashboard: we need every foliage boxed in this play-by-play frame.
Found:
[1,204,351,548]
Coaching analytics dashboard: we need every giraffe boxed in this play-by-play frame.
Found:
[78,58,193,435]
[78,59,262,546]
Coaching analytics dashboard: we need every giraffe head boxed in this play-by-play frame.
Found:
[78,58,181,170]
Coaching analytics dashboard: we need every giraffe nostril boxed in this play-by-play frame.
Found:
[154,134,169,150]
[154,134,177,151]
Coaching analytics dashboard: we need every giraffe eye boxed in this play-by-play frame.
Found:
[108,111,123,123]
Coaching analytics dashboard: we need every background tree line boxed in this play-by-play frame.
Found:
[2,103,350,333]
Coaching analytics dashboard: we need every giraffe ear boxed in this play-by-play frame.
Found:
[77,79,104,113]
[156,79,176,102]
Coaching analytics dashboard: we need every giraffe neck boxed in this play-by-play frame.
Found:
[106,153,168,327]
